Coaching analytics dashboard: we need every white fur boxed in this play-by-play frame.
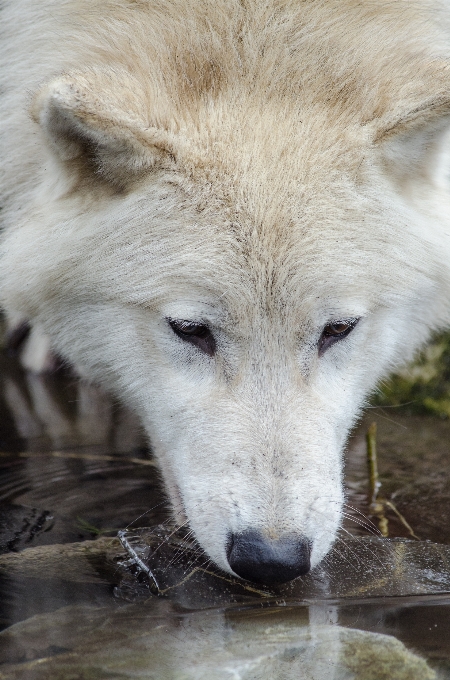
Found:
[2,0,450,574]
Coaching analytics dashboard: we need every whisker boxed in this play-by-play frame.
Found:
[341,512,382,536]
[123,500,169,530]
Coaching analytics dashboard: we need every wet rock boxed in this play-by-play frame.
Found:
[0,602,436,680]
[341,631,436,680]
[0,536,121,583]
[116,527,450,606]
[0,506,53,554]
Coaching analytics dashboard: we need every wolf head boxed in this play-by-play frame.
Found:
[3,0,450,583]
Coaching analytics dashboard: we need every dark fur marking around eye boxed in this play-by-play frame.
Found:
[318,318,359,356]
[168,318,216,357]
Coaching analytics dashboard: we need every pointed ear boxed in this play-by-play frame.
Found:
[372,60,450,187]
[31,69,177,189]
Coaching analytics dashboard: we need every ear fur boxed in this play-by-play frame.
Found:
[372,60,450,187]
[371,59,450,140]
[31,69,176,189]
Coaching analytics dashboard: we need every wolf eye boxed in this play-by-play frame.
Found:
[318,318,359,355]
[168,318,216,357]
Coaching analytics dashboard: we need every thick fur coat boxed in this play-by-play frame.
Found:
[2,0,450,580]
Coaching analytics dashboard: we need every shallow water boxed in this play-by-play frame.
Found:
[1,352,450,678]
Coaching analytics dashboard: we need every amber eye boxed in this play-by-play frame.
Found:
[319,318,359,355]
[325,322,353,335]
[168,318,216,357]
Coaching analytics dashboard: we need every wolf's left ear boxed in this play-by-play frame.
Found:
[31,69,177,189]
[372,60,450,186]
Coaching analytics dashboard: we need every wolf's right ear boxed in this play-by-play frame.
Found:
[371,60,450,188]
[32,69,177,189]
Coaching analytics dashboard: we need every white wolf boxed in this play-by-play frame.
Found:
[2,0,450,584]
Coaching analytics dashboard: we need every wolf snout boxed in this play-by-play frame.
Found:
[226,529,311,585]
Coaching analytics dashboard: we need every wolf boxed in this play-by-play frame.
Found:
[1,0,450,585]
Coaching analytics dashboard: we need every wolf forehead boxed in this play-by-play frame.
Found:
[22,128,426,324]
[31,78,424,309]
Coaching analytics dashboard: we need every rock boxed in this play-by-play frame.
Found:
[0,602,435,680]
[0,536,121,583]
[117,526,450,606]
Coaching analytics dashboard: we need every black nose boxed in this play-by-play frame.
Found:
[227,530,311,585]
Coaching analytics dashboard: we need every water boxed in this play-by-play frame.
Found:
[1,351,450,678]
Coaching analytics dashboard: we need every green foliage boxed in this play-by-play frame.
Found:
[372,332,450,417]
[76,517,117,536]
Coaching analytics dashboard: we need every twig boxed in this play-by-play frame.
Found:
[366,422,389,537]
[365,422,419,540]
[366,422,380,506]
[117,529,160,591]
[384,500,420,540]
[0,450,156,466]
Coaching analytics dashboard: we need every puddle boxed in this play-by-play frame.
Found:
[1,351,450,677]
[344,413,450,544]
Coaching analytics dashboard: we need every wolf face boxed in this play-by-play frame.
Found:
[2,0,450,583]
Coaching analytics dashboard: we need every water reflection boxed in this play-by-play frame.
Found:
[0,597,440,679]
